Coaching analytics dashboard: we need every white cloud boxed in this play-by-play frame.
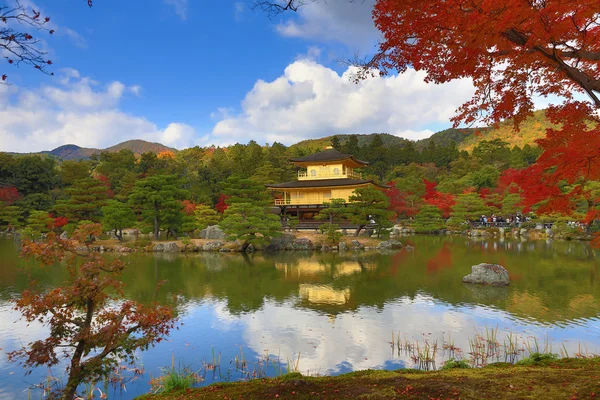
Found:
[0,70,197,152]
[234,2,245,22]
[275,0,378,50]
[164,0,188,20]
[211,59,475,145]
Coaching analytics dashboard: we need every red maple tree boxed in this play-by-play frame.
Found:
[0,186,21,205]
[423,179,456,218]
[385,183,407,220]
[9,224,178,399]
[215,193,230,214]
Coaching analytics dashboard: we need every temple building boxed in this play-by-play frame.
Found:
[266,147,388,228]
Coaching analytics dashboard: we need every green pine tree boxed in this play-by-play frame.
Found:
[101,200,136,241]
[414,205,445,233]
[54,178,109,223]
[219,202,281,252]
[447,193,490,228]
[128,174,188,240]
[346,187,392,236]
[315,198,348,224]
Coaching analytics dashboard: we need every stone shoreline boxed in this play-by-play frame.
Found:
[81,235,405,254]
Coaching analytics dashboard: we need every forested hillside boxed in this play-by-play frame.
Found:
[15,140,177,161]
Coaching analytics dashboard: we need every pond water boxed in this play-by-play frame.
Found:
[0,236,599,399]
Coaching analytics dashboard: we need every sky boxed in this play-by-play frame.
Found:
[0,0,480,152]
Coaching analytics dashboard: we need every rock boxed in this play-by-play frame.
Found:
[546,228,554,238]
[152,243,164,252]
[465,284,508,302]
[321,244,331,252]
[246,243,255,253]
[498,227,505,236]
[266,234,296,251]
[122,228,139,235]
[199,225,226,240]
[405,245,414,251]
[376,240,403,251]
[60,231,68,240]
[351,240,364,250]
[202,241,224,251]
[164,242,180,252]
[519,228,528,237]
[338,241,348,252]
[292,238,313,251]
[462,263,510,286]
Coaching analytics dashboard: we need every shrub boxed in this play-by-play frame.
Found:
[440,358,471,370]
[516,352,558,366]
[319,223,342,245]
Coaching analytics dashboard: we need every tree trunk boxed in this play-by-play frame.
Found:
[62,298,94,399]
[115,228,123,241]
[154,202,160,241]
[354,224,365,237]
[241,241,250,252]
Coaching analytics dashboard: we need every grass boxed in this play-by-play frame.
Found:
[137,357,600,399]
[150,356,203,394]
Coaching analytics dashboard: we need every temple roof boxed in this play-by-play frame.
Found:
[266,179,389,189]
[289,148,368,167]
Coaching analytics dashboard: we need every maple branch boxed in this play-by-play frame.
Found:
[501,28,600,108]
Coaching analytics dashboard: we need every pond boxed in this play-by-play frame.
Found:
[0,236,599,399]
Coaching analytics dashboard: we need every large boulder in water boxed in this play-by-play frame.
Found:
[462,263,510,286]
[200,225,226,240]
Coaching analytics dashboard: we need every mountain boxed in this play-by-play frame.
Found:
[35,140,177,160]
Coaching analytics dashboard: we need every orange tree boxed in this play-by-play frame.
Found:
[9,223,177,399]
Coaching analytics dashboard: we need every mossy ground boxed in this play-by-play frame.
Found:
[138,358,600,399]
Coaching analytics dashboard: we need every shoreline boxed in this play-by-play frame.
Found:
[137,357,600,399]
[1,225,592,254]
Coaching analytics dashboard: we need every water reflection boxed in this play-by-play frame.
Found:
[0,236,599,399]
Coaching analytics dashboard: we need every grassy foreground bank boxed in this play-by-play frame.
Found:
[139,358,600,399]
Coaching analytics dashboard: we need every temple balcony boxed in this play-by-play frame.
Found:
[275,197,333,206]
[297,170,362,181]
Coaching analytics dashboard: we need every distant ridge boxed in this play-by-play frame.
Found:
[32,140,177,160]
[5,111,552,161]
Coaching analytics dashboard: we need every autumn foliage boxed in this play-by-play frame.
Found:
[9,224,178,399]
[0,185,20,204]
[368,0,600,238]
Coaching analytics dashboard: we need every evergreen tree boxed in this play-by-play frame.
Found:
[251,161,285,185]
[331,136,341,150]
[0,203,22,229]
[346,187,392,236]
[194,205,220,231]
[413,205,445,233]
[129,175,188,240]
[101,200,136,241]
[501,193,523,216]
[315,198,348,224]
[223,175,271,207]
[25,210,53,234]
[54,178,109,223]
[343,135,360,156]
[447,193,490,228]
[58,160,92,186]
[219,202,281,252]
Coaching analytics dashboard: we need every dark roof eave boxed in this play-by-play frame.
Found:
[266,179,390,189]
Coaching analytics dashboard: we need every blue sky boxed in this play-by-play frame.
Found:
[1,0,477,152]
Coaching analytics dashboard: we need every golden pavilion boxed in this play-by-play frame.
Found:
[266,147,388,227]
